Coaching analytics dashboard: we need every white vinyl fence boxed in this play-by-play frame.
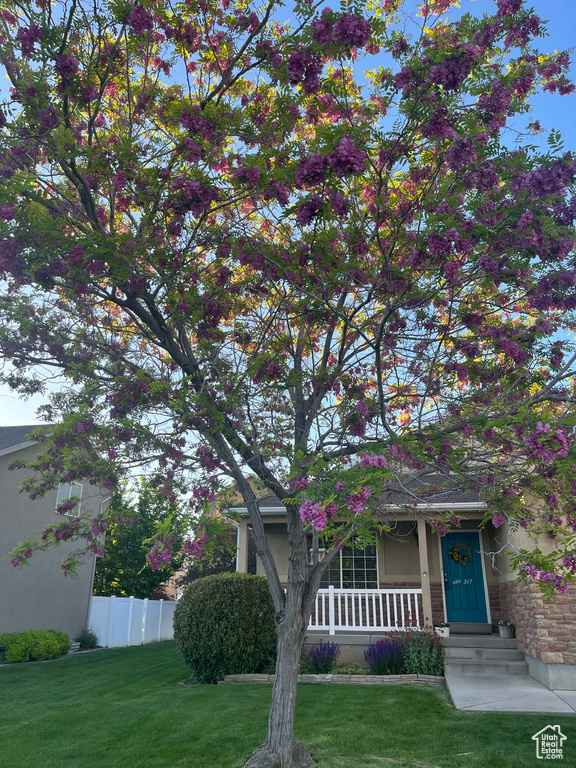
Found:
[88,595,177,648]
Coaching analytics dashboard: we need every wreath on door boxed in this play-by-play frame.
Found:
[448,543,472,566]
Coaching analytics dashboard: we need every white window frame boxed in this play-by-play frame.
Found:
[55,482,83,515]
[312,536,379,589]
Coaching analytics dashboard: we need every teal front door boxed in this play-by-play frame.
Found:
[441,531,488,623]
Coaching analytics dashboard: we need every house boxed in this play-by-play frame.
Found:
[0,425,109,639]
[234,487,576,690]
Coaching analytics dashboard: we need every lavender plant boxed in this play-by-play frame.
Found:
[364,638,404,675]
[303,641,340,674]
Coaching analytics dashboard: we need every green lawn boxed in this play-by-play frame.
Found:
[1,641,574,768]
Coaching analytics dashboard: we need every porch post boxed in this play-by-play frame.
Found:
[237,520,250,573]
[417,517,433,628]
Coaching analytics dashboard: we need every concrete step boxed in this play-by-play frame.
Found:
[444,647,525,662]
[444,659,529,675]
[443,635,517,650]
[449,622,493,635]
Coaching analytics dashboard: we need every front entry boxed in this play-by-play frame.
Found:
[441,531,488,623]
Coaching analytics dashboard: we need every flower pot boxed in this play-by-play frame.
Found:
[435,627,450,638]
[498,624,514,639]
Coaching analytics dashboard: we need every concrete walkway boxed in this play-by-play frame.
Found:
[446,672,576,714]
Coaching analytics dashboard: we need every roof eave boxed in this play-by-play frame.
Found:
[0,440,36,458]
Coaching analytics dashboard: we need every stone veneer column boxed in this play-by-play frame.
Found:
[499,580,576,688]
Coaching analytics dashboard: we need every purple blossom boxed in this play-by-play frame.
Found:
[446,136,476,171]
[524,422,569,465]
[345,486,371,516]
[287,48,322,94]
[492,513,507,528]
[326,136,366,177]
[0,205,16,220]
[296,195,323,226]
[427,233,451,258]
[180,109,217,141]
[192,485,215,502]
[295,153,326,187]
[328,190,349,218]
[311,10,333,46]
[360,453,388,468]
[113,171,127,192]
[183,530,207,559]
[126,5,154,35]
[395,65,417,93]
[444,261,459,284]
[429,518,447,537]
[497,0,522,16]
[146,533,175,570]
[81,85,99,103]
[184,137,202,162]
[300,499,328,531]
[421,109,458,141]
[430,55,474,91]
[38,106,59,134]
[17,24,42,58]
[332,13,371,48]
[513,159,576,198]
[196,445,218,471]
[269,180,289,205]
[55,53,80,81]
[245,166,261,186]
[477,81,512,116]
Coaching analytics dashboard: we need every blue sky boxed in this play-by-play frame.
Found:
[1,0,575,426]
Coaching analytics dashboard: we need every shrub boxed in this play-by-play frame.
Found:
[55,631,72,655]
[0,630,71,663]
[27,630,60,661]
[364,637,404,675]
[173,572,276,684]
[333,662,367,675]
[397,628,444,676]
[303,640,340,674]
[76,629,98,649]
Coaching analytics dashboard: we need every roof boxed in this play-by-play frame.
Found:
[231,478,483,516]
[0,425,46,456]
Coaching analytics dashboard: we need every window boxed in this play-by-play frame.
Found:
[55,482,83,515]
[311,536,378,589]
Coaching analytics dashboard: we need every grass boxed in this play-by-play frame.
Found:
[1,641,575,768]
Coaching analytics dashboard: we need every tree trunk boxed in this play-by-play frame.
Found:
[243,603,313,768]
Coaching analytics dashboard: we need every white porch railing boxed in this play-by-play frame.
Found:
[308,587,423,636]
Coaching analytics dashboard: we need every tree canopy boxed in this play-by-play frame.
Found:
[93,480,185,598]
[1,0,576,764]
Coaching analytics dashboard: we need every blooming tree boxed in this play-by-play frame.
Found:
[1,0,576,764]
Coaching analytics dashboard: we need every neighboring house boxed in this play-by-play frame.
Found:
[0,425,108,639]
[234,487,576,690]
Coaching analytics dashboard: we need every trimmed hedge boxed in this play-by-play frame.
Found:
[0,629,71,663]
[173,572,276,684]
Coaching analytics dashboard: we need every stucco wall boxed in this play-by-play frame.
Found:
[0,443,105,639]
